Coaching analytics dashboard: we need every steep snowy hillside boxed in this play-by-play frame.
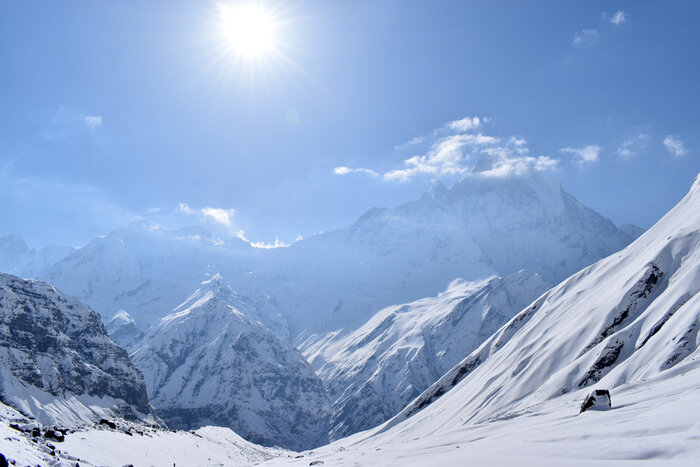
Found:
[303,270,551,439]
[0,235,73,278]
[0,273,152,426]
[374,173,700,440]
[262,177,700,466]
[41,169,640,340]
[130,275,331,451]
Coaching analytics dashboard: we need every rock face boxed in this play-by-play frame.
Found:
[0,273,151,425]
[303,271,551,439]
[580,389,612,413]
[130,275,331,451]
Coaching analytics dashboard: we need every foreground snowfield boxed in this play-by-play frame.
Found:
[263,362,700,466]
[0,400,284,466]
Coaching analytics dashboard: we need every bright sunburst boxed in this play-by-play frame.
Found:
[218,3,277,59]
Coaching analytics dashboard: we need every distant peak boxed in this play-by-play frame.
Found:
[108,309,136,325]
[425,180,448,199]
[201,272,224,286]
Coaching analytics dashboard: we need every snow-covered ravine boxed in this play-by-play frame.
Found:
[262,362,700,466]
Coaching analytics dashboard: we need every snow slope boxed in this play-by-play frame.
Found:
[263,173,700,465]
[303,270,551,439]
[263,363,700,466]
[130,275,331,451]
[0,273,152,426]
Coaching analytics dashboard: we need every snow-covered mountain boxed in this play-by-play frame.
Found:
[130,275,331,451]
[105,309,142,349]
[0,235,74,279]
[303,270,551,439]
[41,224,292,338]
[39,169,641,341]
[261,176,700,466]
[0,273,152,426]
[386,173,700,432]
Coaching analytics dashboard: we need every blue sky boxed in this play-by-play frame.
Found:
[1,0,698,247]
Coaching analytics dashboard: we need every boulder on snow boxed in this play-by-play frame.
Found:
[580,389,611,413]
[99,418,117,429]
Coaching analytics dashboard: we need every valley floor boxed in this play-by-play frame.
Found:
[2,363,698,466]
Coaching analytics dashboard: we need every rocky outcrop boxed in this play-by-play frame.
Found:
[0,273,151,424]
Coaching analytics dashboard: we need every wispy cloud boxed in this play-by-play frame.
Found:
[333,166,379,177]
[234,230,291,249]
[572,29,599,48]
[475,138,558,178]
[84,115,103,129]
[610,11,627,25]
[446,116,482,132]
[559,145,600,166]
[617,133,650,159]
[41,107,105,141]
[663,135,688,157]
[200,207,236,226]
[178,203,236,226]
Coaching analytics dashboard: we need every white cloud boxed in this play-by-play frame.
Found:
[332,116,561,183]
[559,145,601,165]
[572,29,599,47]
[200,207,236,226]
[84,115,103,129]
[447,116,481,132]
[616,133,650,159]
[384,133,498,182]
[472,137,558,178]
[663,135,688,157]
[478,153,559,178]
[177,203,195,215]
[249,237,290,249]
[179,203,236,226]
[333,166,379,177]
[610,11,627,25]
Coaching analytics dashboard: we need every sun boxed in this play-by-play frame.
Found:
[218,3,277,58]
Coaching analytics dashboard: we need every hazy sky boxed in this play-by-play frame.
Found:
[1,0,699,247]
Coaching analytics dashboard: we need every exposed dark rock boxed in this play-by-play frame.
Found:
[580,389,612,413]
[99,419,117,430]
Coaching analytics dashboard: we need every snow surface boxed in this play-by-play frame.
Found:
[0,400,283,467]
[262,363,700,466]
